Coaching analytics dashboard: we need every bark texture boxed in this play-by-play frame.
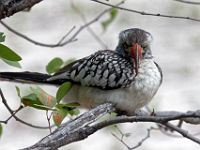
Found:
[0,0,43,19]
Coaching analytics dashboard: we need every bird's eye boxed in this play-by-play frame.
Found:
[142,46,146,50]
[141,46,146,54]
[142,45,147,50]
[123,43,129,49]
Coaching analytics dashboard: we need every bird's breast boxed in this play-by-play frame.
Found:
[127,59,162,111]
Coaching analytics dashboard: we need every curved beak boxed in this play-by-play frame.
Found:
[130,43,142,75]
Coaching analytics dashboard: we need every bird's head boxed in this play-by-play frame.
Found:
[116,28,153,74]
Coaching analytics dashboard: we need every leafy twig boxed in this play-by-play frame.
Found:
[0,88,53,129]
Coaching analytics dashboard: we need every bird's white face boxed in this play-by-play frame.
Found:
[116,28,153,75]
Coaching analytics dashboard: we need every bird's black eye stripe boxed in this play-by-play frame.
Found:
[142,46,146,51]
[123,43,129,49]
[141,45,147,50]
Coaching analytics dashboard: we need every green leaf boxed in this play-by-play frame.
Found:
[31,104,56,111]
[15,86,21,98]
[20,86,56,110]
[52,109,68,126]
[0,44,22,61]
[0,124,3,138]
[2,58,22,68]
[46,57,64,74]
[56,103,80,116]
[53,102,80,126]
[56,82,72,103]
[0,32,5,43]
[68,109,80,116]
[124,133,132,137]
[30,86,56,108]
[101,8,118,30]
[21,93,56,110]
[56,102,80,109]
[21,93,43,107]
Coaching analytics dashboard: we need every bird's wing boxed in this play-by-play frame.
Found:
[48,50,135,89]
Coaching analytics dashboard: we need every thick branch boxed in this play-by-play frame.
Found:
[22,103,116,150]
[0,0,43,20]
[22,103,200,150]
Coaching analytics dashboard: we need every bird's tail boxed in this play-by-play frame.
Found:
[0,71,65,85]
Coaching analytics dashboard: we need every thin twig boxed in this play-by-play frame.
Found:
[130,127,156,149]
[3,105,23,124]
[164,122,200,144]
[56,26,76,45]
[0,1,121,48]
[112,127,157,150]
[0,120,6,123]
[158,124,185,138]
[0,106,22,124]
[146,106,200,138]
[46,110,52,133]
[174,0,200,5]
[91,0,200,23]
[145,106,182,138]
[112,133,131,149]
[0,21,77,47]
[71,0,108,49]
[59,1,124,46]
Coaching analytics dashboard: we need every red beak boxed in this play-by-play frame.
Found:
[130,43,142,75]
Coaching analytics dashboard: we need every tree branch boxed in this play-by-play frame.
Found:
[0,0,43,20]
[22,103,200,149]
[22,103,116,150]
[92,0,200,23]
[164,122,200,144]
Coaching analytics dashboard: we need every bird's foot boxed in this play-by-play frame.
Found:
[150,108,156,116]
[115,109,130,116]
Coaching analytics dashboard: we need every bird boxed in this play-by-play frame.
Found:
[0,28,162,115]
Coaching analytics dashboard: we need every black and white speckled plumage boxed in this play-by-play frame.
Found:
[48,50,136,89]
